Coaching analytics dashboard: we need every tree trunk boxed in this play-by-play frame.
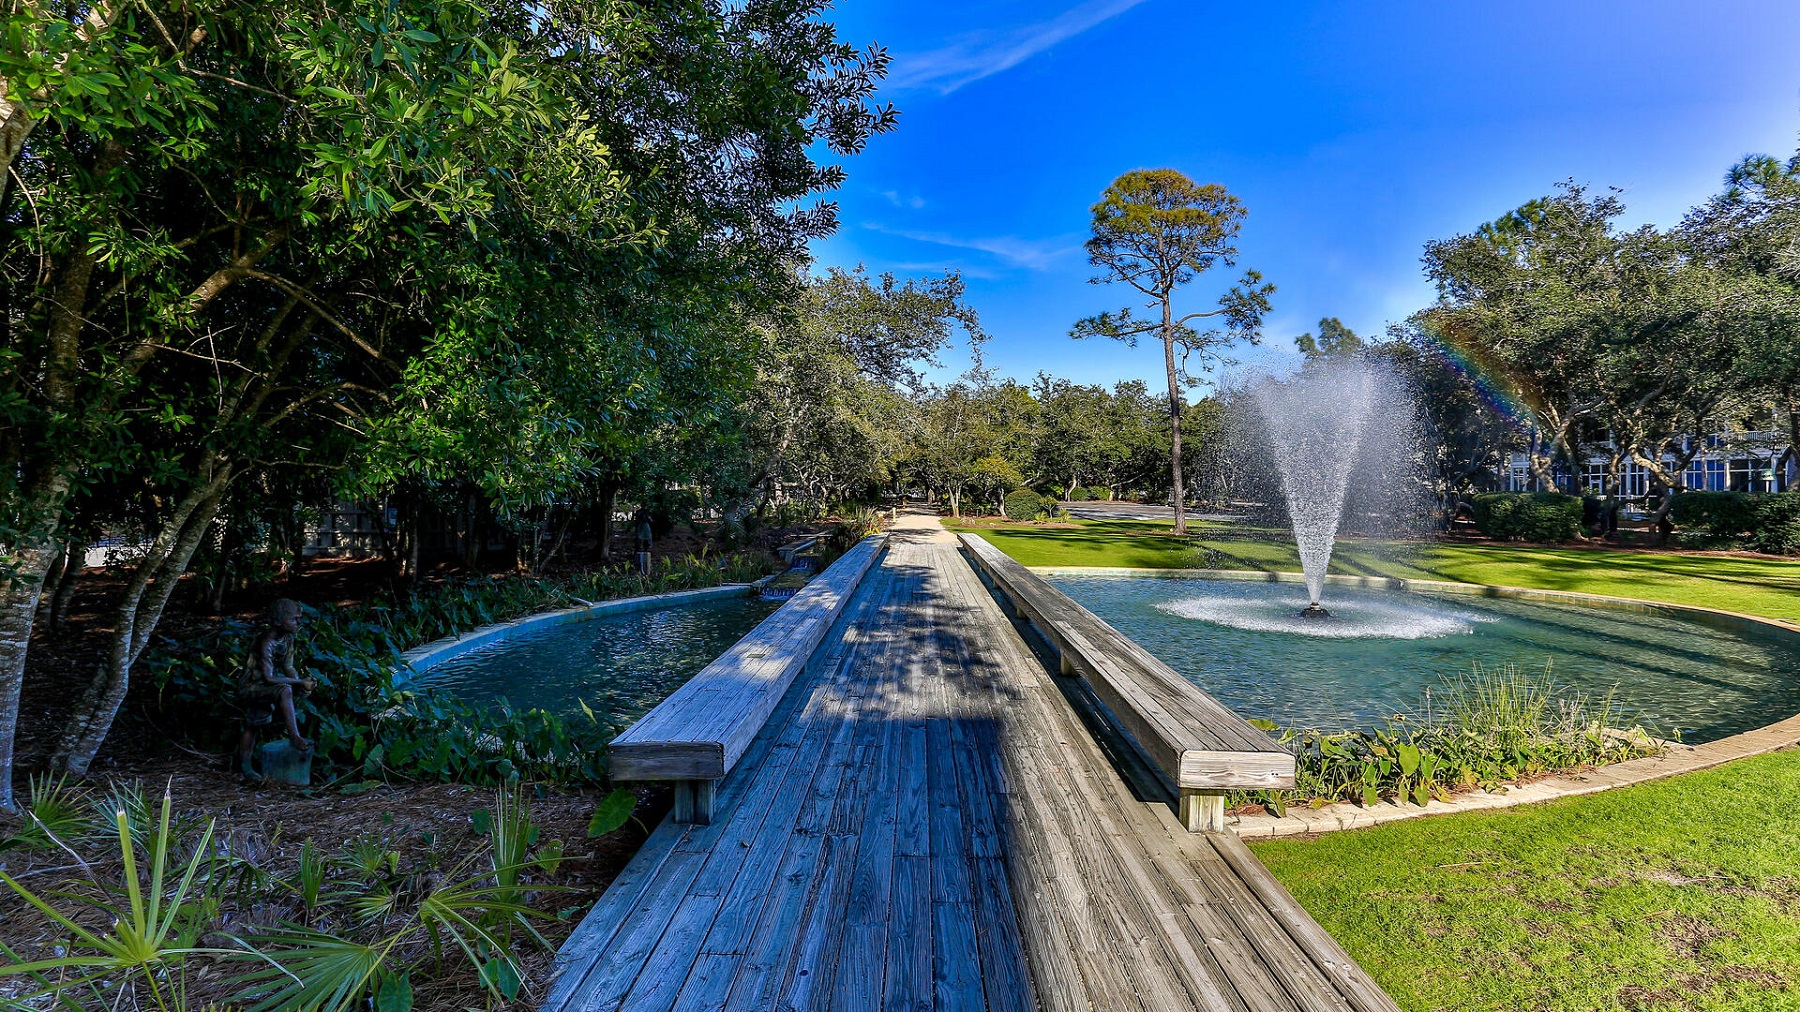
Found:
[37,542,68,621]
[49,542,80,631]
[0,468,73,810]
[1161,298,1187,535]
[0,539,62,811]
[52,471,227,775]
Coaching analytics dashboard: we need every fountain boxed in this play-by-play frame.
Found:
[1251,361,1388,617]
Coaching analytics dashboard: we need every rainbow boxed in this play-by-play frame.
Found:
[1414,315,1540,430]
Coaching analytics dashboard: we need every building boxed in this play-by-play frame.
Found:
[1503,431,1795,496]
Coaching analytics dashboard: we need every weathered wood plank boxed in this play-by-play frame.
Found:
[550,528,1400,1012]
[958,533,1295,795]
[1209,831,1405,1012]
[611,534,887,781]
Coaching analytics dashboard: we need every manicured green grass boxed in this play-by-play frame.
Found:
[945,514,1800,1009]
[944,518,1800,622]
[1251,751,1800,1011]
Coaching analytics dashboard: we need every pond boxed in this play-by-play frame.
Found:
[414,594,780,728]
[1049,575,1800,743]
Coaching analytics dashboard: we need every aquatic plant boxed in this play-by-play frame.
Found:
[1239,664,1664,814]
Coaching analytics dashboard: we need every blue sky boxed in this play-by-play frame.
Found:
[809,1,1800,390]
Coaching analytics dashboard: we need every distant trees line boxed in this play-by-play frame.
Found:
[1419,164,1800,535]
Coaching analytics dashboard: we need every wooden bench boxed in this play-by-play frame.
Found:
[608,534,887,824]
[958,533,1295,831]
[774,536,819,567]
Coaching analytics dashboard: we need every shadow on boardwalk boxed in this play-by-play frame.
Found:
[544,522,1397,1012]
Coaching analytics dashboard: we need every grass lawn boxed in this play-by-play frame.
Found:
[943,517,1800,622]
[1253,751,1800,1011]
[946,514,1800,1010]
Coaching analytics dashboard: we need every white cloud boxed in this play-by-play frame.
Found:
[863,222,1081,271]
[886,0,1149,95]
[880,189,927,209]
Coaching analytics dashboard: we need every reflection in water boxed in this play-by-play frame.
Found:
[1053,576,1800,743]
[417,596,779,728]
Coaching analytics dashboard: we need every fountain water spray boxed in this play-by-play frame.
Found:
[1251,361,1387,616]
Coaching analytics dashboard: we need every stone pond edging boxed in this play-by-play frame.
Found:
[394,584,754,686]
[1028,565,1800,838]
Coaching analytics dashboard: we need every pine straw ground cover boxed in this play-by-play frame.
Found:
[0,757,665,1010]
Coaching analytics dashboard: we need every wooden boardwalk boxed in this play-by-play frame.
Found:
[545,518,1398,1012]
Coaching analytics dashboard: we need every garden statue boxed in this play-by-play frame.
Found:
[235,598,316,781]
[633,506,654,574]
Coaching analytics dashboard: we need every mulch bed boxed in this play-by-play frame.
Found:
[3,518,833,1006]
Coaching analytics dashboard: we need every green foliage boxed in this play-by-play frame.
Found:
[142,556,773,786]
[1293,317,1364,362]
[1672,491,1800,554]
[1239,666,1661,814]
[1469,492,1583,542]
[587,789,638,838]
[1003,490,1051,522]
[0,783,570,1011]
[0,774,87,852]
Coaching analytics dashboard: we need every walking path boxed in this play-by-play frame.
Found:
[545,514,1397,1011]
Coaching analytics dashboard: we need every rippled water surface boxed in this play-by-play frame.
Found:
[416,596,779,727]
[1050,575,1800,743]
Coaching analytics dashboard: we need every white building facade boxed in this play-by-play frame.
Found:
[1503,432,1796,496]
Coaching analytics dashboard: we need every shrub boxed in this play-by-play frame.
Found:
[1077,485,1112,501]
[1670,491,1758,546]
[1237,665,1662,814]
[1749,493,1800,554]
[1469,492,1582,542]
[141,554,777,786]
[1003,490,1049,521]
[819,507,886,564]
[1672,491,1800,554]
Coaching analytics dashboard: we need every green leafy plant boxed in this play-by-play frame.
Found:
[1,773,88,852]
[1671,490,1800,554]
[1239,665,1664,814]
[1003,489,1050,522]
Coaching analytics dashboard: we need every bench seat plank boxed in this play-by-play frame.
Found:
[958,533,1294,793]
[609,534,886,783]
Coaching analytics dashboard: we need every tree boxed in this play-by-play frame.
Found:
[0,1,896,802]
[1371,322,1518,528]
[1071,169,1274,533]
[720,265,984,519]
[1294,317,1364,362]
[970,456,1025,515]
[1690,150,1800,480]
[1421,184,1641,495]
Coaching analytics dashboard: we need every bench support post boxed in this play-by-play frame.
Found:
[1179,788,1226,833]
[672,779,716,825]
[1058,650,1077,678]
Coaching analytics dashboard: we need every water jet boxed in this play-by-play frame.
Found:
[1251,361,1388,611]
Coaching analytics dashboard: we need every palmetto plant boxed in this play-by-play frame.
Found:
[0,788,229,1011]
[0,784,565,1012]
